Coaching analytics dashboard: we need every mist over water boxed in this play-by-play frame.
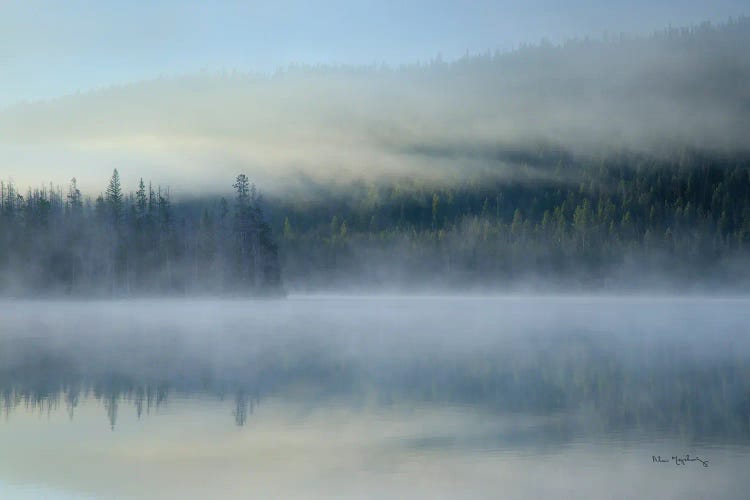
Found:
[2,5,750,499]
[1,296,749,498]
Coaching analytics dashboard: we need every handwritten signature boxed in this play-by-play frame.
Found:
[652,455,709,467]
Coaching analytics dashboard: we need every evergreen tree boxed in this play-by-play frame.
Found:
[105,169,123,226]
[67,178,83,216]
[135,178,147,219]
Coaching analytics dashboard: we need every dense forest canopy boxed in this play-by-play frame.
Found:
[269,152,750,290]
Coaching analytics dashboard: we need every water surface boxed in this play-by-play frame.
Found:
[1,296,749,498]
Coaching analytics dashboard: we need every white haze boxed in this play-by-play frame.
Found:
[1,20,749,195]
[3,296,749,370]
[2,296,750,498]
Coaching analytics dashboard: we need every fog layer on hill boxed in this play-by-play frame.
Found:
[1,19,749,194]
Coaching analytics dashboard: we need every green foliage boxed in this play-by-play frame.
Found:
[271,151,750,288]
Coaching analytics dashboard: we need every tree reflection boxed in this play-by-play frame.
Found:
[0,330,748,440]
[233,391,259,427]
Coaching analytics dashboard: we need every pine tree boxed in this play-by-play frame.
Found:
[67,178,83,215]
[135,178,147,219]
[105,169,123,226]
[233,174,253,287]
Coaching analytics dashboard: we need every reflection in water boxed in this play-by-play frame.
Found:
[2,303,749,439]
[1,297,750,498]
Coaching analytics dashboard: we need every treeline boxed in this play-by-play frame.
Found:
[0,171,281,295]
[272,150,750,290]
[4,150,750,293]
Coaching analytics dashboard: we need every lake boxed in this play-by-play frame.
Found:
[1,296,749,499]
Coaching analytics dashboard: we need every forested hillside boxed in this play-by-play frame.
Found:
[271,151,750,290]
[3,18,750,192]
[2,18,750,293]
[3,151,750,294]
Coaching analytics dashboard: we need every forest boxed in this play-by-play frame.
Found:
[0,171,281,295]
[2,149,750,294]
[271,150,750,290]
[2,18,750,294]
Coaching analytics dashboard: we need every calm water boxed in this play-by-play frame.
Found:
[1,296,749,499]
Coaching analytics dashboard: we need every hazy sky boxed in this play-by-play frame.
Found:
[1,1,748,194]
[2,0,747,107]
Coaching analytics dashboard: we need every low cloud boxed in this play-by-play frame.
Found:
[1,20,749,195]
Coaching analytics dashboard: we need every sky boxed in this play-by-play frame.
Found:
[0,0,748,194]
[1,0,747,107]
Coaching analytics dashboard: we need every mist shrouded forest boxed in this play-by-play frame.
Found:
[0,171,281,295]
[3,149,750,294]
[273,151,750,290]
[2,18,750,294]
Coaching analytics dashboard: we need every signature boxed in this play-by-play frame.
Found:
[652,455,709,467]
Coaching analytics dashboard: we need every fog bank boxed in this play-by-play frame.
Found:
[1,19,749,194]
